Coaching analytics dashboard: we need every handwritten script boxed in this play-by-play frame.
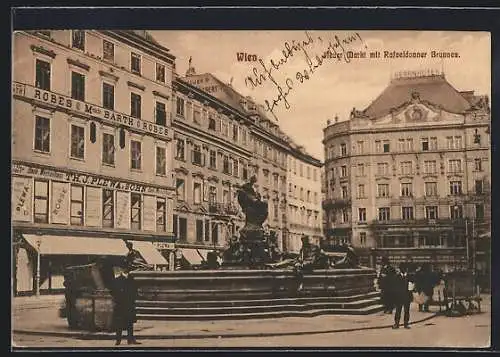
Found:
[244,31,367,120]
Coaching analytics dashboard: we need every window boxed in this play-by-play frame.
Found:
[406,138,414,151]
[449,181,462,195]
[156,197,166,232]
[300,187,304,201]
[447,136,462,149]
[474,130,481,145]
[307,166,311,179]
[34,116,50,153]
[430,137,438,150]
[424,160,437,174]
[377,162,389,176]
[155,102,167,126]
[193,108,201,125]
[402,206,414,220]
[425,206,438,220]
[103,40,114,61]
[401,161,413,175]
[474,159,483,171]
[358,208,366,222]
[242,129,247,145]
[341,186,348,199]
[342,208,349,223]
[192,144,203,166]
[223,155,231,174]
[70,185,84,225]
[71,30,85,50]
[421,138,429,151]
[209,150,217,169]
[176,97,185,117]
[234,160,239,178]
[222,122,229,137]
[34,180,49,223]
[360,232,367,246]
[156,63,166,83]
[193,182,202,204]
[35,59,51,90]
[341,165,347,177]
[475,204,484,219]
[130,93,141,118]
[425,182,438,196]
[375,140,382,153]
[377,184,389,197]
[130,140,142,170]
[243,165,248,180]
[208,186,217,204]
[401,183,413,197]
[70,125,85,159]
[156,146,166,176]
[131,193,141,230]
[313,169,317,181]
[398,139,405,152]
[102,83,114,110]
[383,141,390,153]
[450,205,463,220]
[357,141,364,154]
[209,117,216,131]
[102,189,114,227]
[357,163,365,176]
[475,180,483,195]
[448,159,462,173]
[176,179,185,201]
[71,72,85,101]
[299,164,304,177]
[176,139,185,160]
[340,143,347,156]
[131,53,141,74]
[196,220,203,242]
[223,190,230,204]
[378,207,390,221]
[357,184,365,198]
[233,124,239,141]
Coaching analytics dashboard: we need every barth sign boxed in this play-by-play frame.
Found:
[13,82,171,138]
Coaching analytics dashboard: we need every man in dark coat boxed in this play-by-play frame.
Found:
[378,256,396,314]
[414,263,436,312]
[111,262,141,345]
[392,263,414,329]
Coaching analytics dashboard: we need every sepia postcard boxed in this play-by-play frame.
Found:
[11,26,491,350]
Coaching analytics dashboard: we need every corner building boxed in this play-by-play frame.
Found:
[323,72,491,271]
[12,30,176,295]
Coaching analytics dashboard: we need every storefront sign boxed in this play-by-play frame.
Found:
[51,182,70,224]
[13,82,171,139]
[85,187,101,227]
[143,195,156,232]
[12,176,32,222]
[116,191,130,229]
[12,161,169,195]
[153,242,175,250]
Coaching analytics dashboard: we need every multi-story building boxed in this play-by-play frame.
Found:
[12,30,176,295]
[323,71,491,271]
[170,68,253,261]
[286,142,323,252]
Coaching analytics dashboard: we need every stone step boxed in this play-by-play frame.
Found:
[136,291,381,308]
[136,304,386,320]
[136,297,381,315]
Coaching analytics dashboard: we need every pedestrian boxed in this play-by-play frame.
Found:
[125,241,150,271]
[392,263,415,329]
[414,263,435,312]
[111,260,141,345]
[378,256,396,314]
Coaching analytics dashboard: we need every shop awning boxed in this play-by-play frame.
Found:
[130,240,168,266]
[181,248,209,265]
[23,234,128,256]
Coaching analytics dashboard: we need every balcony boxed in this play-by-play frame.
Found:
[208,202,240,216]
[322,198,351,209]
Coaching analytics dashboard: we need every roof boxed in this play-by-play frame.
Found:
[363,74,473,118]
[130,30,163,47]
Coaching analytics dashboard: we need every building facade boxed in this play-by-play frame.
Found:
[12,30,176,295]
[286,144,323,252]
[170,72,254,259]
[323,71,491,271]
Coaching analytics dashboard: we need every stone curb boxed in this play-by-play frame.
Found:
[13,312,441,340]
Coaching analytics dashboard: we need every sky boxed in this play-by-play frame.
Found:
[150,30,491,161]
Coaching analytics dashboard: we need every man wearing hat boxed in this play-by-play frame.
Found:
[378,256,396,314]
[392,263,415,329]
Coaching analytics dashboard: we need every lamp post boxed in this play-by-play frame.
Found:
[35,239,41,296]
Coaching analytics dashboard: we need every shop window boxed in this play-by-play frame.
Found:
[102,82,114,110]
[35,59,51,90]
[156,197,166,232]
[71,30,85,51]
[102,189,114,228]
[34,116,50,153]
[130,93,142,118]
[102,133,115,166]
[103,40,114,62]
[71,72,85,101]
[70,125,85,159]
[131,193,142,230]
[70,185,84,226]
[130,140,142,170]
[34,180,49,223]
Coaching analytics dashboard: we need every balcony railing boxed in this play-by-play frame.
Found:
[322,198,351,209]
[208,202,240,216]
